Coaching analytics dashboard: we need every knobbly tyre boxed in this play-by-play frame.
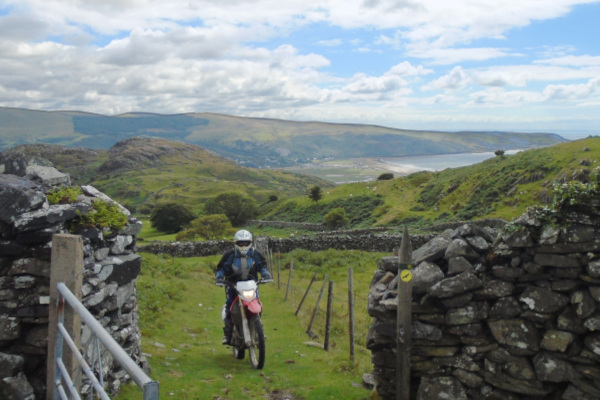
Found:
[216,278,272,369]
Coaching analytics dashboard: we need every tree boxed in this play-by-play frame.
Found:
[308,185,323,204]
[204,192,259,226]
[150,202,196,233]
[495,149,505,158]
[176,214,233,241]
[324,207,349,229]
[377,172,394,181]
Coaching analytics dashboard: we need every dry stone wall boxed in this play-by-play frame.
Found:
[140,231,437,257]
[368,209,600,400]
[0,167,146,399]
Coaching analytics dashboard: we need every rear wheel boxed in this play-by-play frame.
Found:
[248,317,266,369]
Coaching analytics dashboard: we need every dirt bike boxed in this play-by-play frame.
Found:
[217,278,272,369]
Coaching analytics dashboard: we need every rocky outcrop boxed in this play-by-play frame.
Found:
[0,167,146,399]
[368,210,600,399]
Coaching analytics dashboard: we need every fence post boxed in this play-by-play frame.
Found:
[324,280,334,351]
[277,253,281,290]
[396,227,413,400]
[295,272,317,316]
[348,267,355,362]
[285,258,293,301]
[47,234,84,400]
[306,273,328,339]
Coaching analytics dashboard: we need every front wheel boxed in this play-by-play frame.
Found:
[248,317,266,369]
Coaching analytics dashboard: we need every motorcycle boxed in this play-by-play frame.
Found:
[217,278,272,369]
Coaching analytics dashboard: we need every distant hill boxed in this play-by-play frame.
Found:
[0,107,566,167]
[0,137,334,214]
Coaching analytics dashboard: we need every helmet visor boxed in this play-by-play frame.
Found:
[236,241,251,247]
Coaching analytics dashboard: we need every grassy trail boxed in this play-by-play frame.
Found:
[115,251,381,400]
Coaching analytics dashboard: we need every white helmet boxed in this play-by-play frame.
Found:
[234,229,253,255]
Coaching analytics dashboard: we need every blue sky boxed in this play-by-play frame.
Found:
[0,0,599,138]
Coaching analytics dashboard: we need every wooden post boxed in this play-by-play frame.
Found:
[295,272,317,316]
[348,267,355,362]
[396,227,413,400]
[47,234,84,400]
[277,253,281,290]
[324,280,334,351]
[306,273,328,339]
[285,258,293,301]
[268,249,274,277]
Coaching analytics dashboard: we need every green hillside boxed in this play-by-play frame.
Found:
[0,137,334,216]
[0,106,566,167]
[261,137,600,229]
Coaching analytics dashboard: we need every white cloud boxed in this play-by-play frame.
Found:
[422,66,471,90]
[317,38,343,47]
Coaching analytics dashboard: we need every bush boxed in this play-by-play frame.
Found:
[176,214,233,241]
[324,208,349,229]
[377,172,394,181]
[204,192,258,226]
[150,203,196,233]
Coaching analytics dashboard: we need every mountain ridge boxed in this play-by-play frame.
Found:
[0,107,566,167]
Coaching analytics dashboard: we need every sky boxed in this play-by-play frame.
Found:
[0,0,599,138]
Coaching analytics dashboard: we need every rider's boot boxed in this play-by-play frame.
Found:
[222,318,233,345]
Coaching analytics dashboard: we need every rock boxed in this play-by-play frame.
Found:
[445,238,480,260]
[412,261,444,294]
[427,270,483,299]
[416,376,467,400]
[487,319,539,355]
[533,352,580,382]
[25,165,70,187]
[540,330,575,352]
[413,236,451,264]
[0,175,47,225]
[518,286,569,313]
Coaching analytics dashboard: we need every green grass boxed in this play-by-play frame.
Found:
[115,250,385,400]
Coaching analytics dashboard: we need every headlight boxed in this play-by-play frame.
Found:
[241,289,256,300]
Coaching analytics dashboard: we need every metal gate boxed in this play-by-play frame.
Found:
[51,282,159,400]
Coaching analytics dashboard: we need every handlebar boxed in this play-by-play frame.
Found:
[216,278,273,287]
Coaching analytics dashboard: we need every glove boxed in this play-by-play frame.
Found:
[215,278,225,287]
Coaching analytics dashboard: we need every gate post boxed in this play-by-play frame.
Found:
[396,227,413,400]
[47,234,84,400]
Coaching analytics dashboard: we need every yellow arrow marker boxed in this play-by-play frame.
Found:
[400,270,412,282]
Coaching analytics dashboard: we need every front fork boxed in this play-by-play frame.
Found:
[239,299,253,348]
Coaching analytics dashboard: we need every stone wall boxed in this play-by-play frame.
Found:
[140,231,438,257]
[0,168,146,399]
[368,209,600,400]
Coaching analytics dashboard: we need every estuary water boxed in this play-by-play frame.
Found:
[381,149,522,173]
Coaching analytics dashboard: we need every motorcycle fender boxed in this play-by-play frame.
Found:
[244,298,262,314]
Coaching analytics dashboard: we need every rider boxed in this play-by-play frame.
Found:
[215,229,272,345]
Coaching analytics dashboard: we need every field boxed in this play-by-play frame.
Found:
[114,250,387,400]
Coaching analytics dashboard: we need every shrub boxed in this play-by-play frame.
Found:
[377,172,394,181]
[176,214,233,241]
[324,207,349,229]
[150,203,196,233]
[204,192,258,226]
